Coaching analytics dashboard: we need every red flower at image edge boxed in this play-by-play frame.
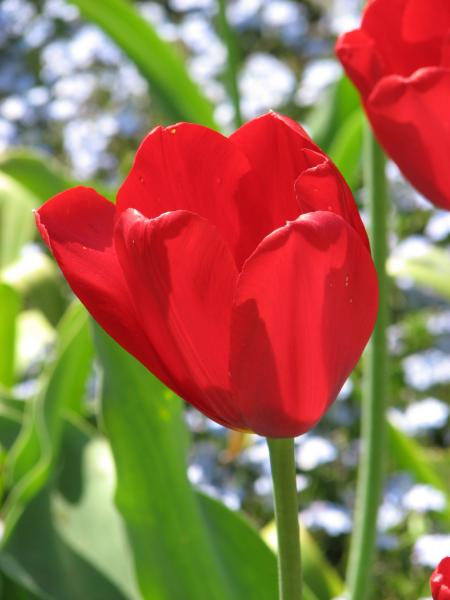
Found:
[431,557,450,600]
[336,0,450,210]
[35,113,378,437]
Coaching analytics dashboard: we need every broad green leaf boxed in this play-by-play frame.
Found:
[307,74,360,152]
[0,573,43,600]
[388,421,450,522]
[387,246,450,301]
[263,521,344,600]
[1,424,139,600]
[0,395,24,500]
[15,310,55,376]
[69,0,217,128]
[0,149,112,202]
[328,108,364,191]
[3,303,93,539]
[0,150,72,203]
[0,396,23,453]
[0,283,20,389]
[197,493,277,598]
[95,326,278,600]
[2,252,66,327]
[0,174,36,269]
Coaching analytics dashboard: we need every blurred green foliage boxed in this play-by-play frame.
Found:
[0,1,449,599]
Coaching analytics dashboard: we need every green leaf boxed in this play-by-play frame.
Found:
[95,326,278,600]
[307,74,360,152]
[262,520,344,600]
[388,421,450,522]
[0,150,72,203]
[387,246,450,301]
[2,252,66,327]
[3,303,94,539]
[0,174,36,269]
[1,424,139,600]
[0,395,24,500]
[0,149,112,203]
[69,0,217,128]
[328,109,364,191]
[0,283,20,389]
[197,493,277,598]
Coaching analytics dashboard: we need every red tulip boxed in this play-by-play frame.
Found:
[431,557,450,600]
[336,0,450,210]
[35,112,378,437]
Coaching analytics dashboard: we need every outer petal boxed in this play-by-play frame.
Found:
[35,187,168,381]
[230,211,378,438]
[431,557,450,600]
[361,0,444,75]
[336,29,386,98]
[114,208,245,430]
[367,67,450,210]
[117,123,269,269]
[402,0,450,45]
[229,112,320,229]
[295,148,370,249]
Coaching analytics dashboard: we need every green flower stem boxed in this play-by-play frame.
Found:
[217,0,242,128]
[267,437,302,600]
[346,125,389,600]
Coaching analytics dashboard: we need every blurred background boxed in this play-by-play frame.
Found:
[0,1,450,599]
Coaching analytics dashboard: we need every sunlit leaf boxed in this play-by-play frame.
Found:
[0,151,72,203]
[0,284,20,389]
[328,108,364,191]
[95,326,278,600]
[388,421,450,522]
[388,246,450,301]
[69,0,217,128]
[3,303,93,539]
[307,74,360,152]
[1,424,139,600]
[0,174,36,269]
[262,520,344,600]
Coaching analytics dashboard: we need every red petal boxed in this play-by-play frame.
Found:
[114,208,244,429]
[295,148,370,249]
[402,0,450,44]
[336,29,386,98]
[367,67,450,210]
[361,0,444,75]
[35,188,167,380]
[229,112,319,230]
[230,211,378,438]
[116,123,268,269]
[442,34,450,67]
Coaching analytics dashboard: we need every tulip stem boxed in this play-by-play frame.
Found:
[267,437,302,600]
[346,126,389,600]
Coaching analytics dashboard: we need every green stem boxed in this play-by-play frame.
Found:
[217,0,243,128]
[267,437,302,600]
[346,125,389,600]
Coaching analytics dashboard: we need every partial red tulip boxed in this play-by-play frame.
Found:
[336,0,450,210]
[431,557,450,600]
[35,112,378,437]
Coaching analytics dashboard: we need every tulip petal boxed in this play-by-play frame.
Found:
[117,123,269,269]
[336,29,386,98]
[402,0,450,45]
[361,0,444,75]
[295,148,370,249]
[114,208,244,429]
[229,112,319,229]
[35,187,167,380]
[230,211,378,438]
[367,67,450,210]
